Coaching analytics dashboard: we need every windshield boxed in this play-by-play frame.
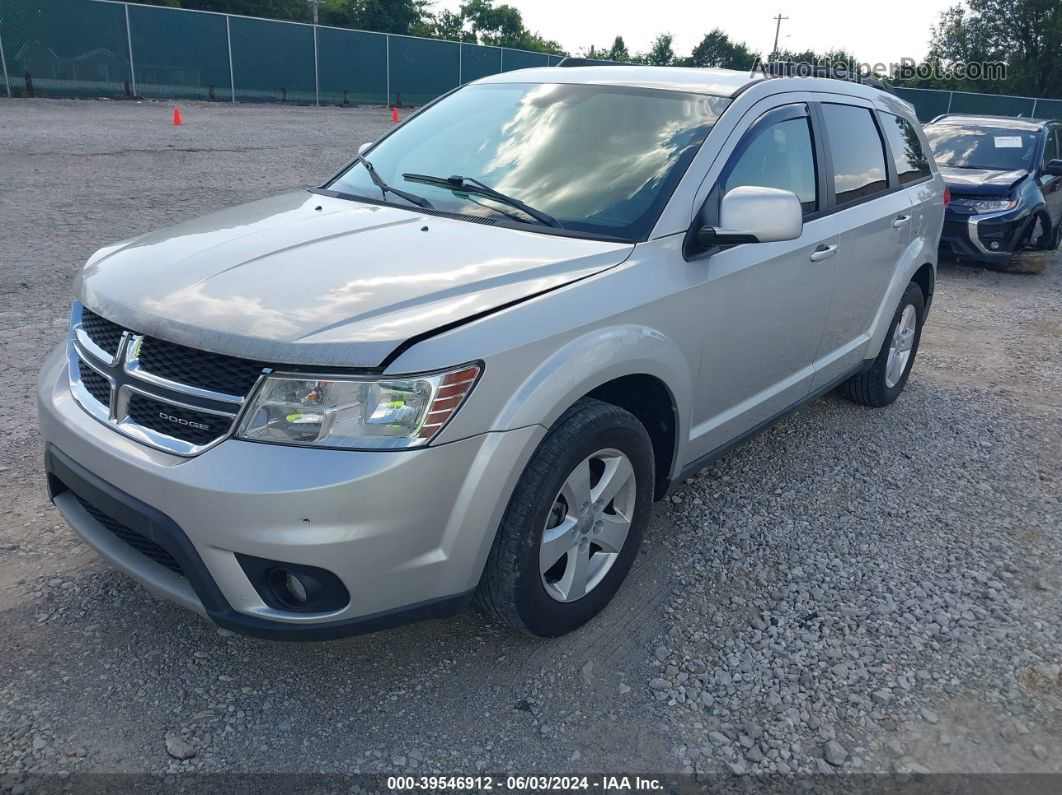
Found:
[925,124,1038,172]
[327,82,729,240]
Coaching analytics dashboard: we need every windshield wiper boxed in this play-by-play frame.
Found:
[402,173,562,228]
[354,155,434,209]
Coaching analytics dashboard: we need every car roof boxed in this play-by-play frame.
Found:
[475,65,763,97]
[928,114,1053,131]
[474,64,908,104]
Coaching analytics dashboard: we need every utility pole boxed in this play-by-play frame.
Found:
[771,13,788,58]
[308,0,319,25]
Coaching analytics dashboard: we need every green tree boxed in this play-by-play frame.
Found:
[460,0,563,53]
[897,0,1061,97]
[640,33,675,66]
[428,9,476,43]
[680,29,758,70]
[607,36,630,62]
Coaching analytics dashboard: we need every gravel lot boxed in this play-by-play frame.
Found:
[1,99,1060,784]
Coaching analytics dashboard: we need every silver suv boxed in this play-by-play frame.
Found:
[38,65,944,639]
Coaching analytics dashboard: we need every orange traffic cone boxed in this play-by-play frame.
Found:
[172,107,183,126]
[391,106,399,123]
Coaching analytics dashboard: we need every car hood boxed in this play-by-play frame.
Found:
[938,166,1028,196]
[78,192,633,368]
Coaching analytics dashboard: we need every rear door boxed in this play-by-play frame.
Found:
[810,98,914,386]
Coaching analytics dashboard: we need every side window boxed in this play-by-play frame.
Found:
[821,104,889,204]
[1042,127,1059,168]
[880,113,931,185]
[722,115,817,214]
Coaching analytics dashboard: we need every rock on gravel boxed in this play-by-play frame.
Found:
[823,740,848,767]
[164,734,196,761]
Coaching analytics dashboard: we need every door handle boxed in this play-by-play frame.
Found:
[892,214,911,229]
[809,243,838,262]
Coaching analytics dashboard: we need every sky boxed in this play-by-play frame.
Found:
[435,0,960,67]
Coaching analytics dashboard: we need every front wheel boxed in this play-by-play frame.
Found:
[477,398,654,637]
[839,281,925,407]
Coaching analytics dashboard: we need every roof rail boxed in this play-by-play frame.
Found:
[556,57,624,67]
[765,60,895,95]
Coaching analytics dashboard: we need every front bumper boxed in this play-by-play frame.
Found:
[939,207,1033,264]
[37,343,543,639]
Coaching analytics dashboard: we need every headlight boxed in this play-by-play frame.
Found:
[954,198,1016,213]
[235,363,480,449]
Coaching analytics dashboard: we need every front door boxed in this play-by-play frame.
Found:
[690,103,843,455]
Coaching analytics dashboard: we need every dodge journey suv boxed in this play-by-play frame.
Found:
[38,65,944,639]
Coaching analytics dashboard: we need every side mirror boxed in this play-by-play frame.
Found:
[357,141,373,156]
[1046,159,1062,177]
[698,186,803,247]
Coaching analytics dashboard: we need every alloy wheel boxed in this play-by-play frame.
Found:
[885,304,917,388]
[539,448,637,603]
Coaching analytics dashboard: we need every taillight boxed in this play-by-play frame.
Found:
[943,186,951,207]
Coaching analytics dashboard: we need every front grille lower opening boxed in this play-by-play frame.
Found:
[73,494,185,577]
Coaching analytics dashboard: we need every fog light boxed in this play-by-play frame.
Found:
[268,567,309,608]
[990,241,1000,250]
[236,554,350,613]
[284,570,307,604]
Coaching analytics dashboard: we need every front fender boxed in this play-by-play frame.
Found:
[493,324,691,444]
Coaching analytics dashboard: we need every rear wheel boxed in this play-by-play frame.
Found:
[477,398,654,637]
[839,282,925,407]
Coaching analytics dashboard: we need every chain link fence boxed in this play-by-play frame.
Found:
[1,0,1060,119]
[0,0,562,106]
[895,86,1062,122]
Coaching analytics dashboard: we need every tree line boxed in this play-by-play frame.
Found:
[125,0,1062,99]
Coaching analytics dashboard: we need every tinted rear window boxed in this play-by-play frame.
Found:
[821,104,889,204]
[880,113,932,185]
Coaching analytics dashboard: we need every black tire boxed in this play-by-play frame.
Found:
[839,281,925,408]
[476,398,654,637]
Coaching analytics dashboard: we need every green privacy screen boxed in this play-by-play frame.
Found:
[1034,98,1062,119]
[317,27,386,105]
[1,0,132,98]
[388,35,459,106]
[949,91,1036,118]
[894,88,951,122]
[462,43,501,83]
[129,4,230,101]
[229,15,315,103]
[500,48,550,72]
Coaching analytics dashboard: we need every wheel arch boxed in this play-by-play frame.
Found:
[911,262,935,311]
[586,374,678,501]
[489,324,691,497]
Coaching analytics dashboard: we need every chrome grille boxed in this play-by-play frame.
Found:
[137,336,267,397]
[79,363,112,407]
[80,308,125,356]
[67,302,269,456]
